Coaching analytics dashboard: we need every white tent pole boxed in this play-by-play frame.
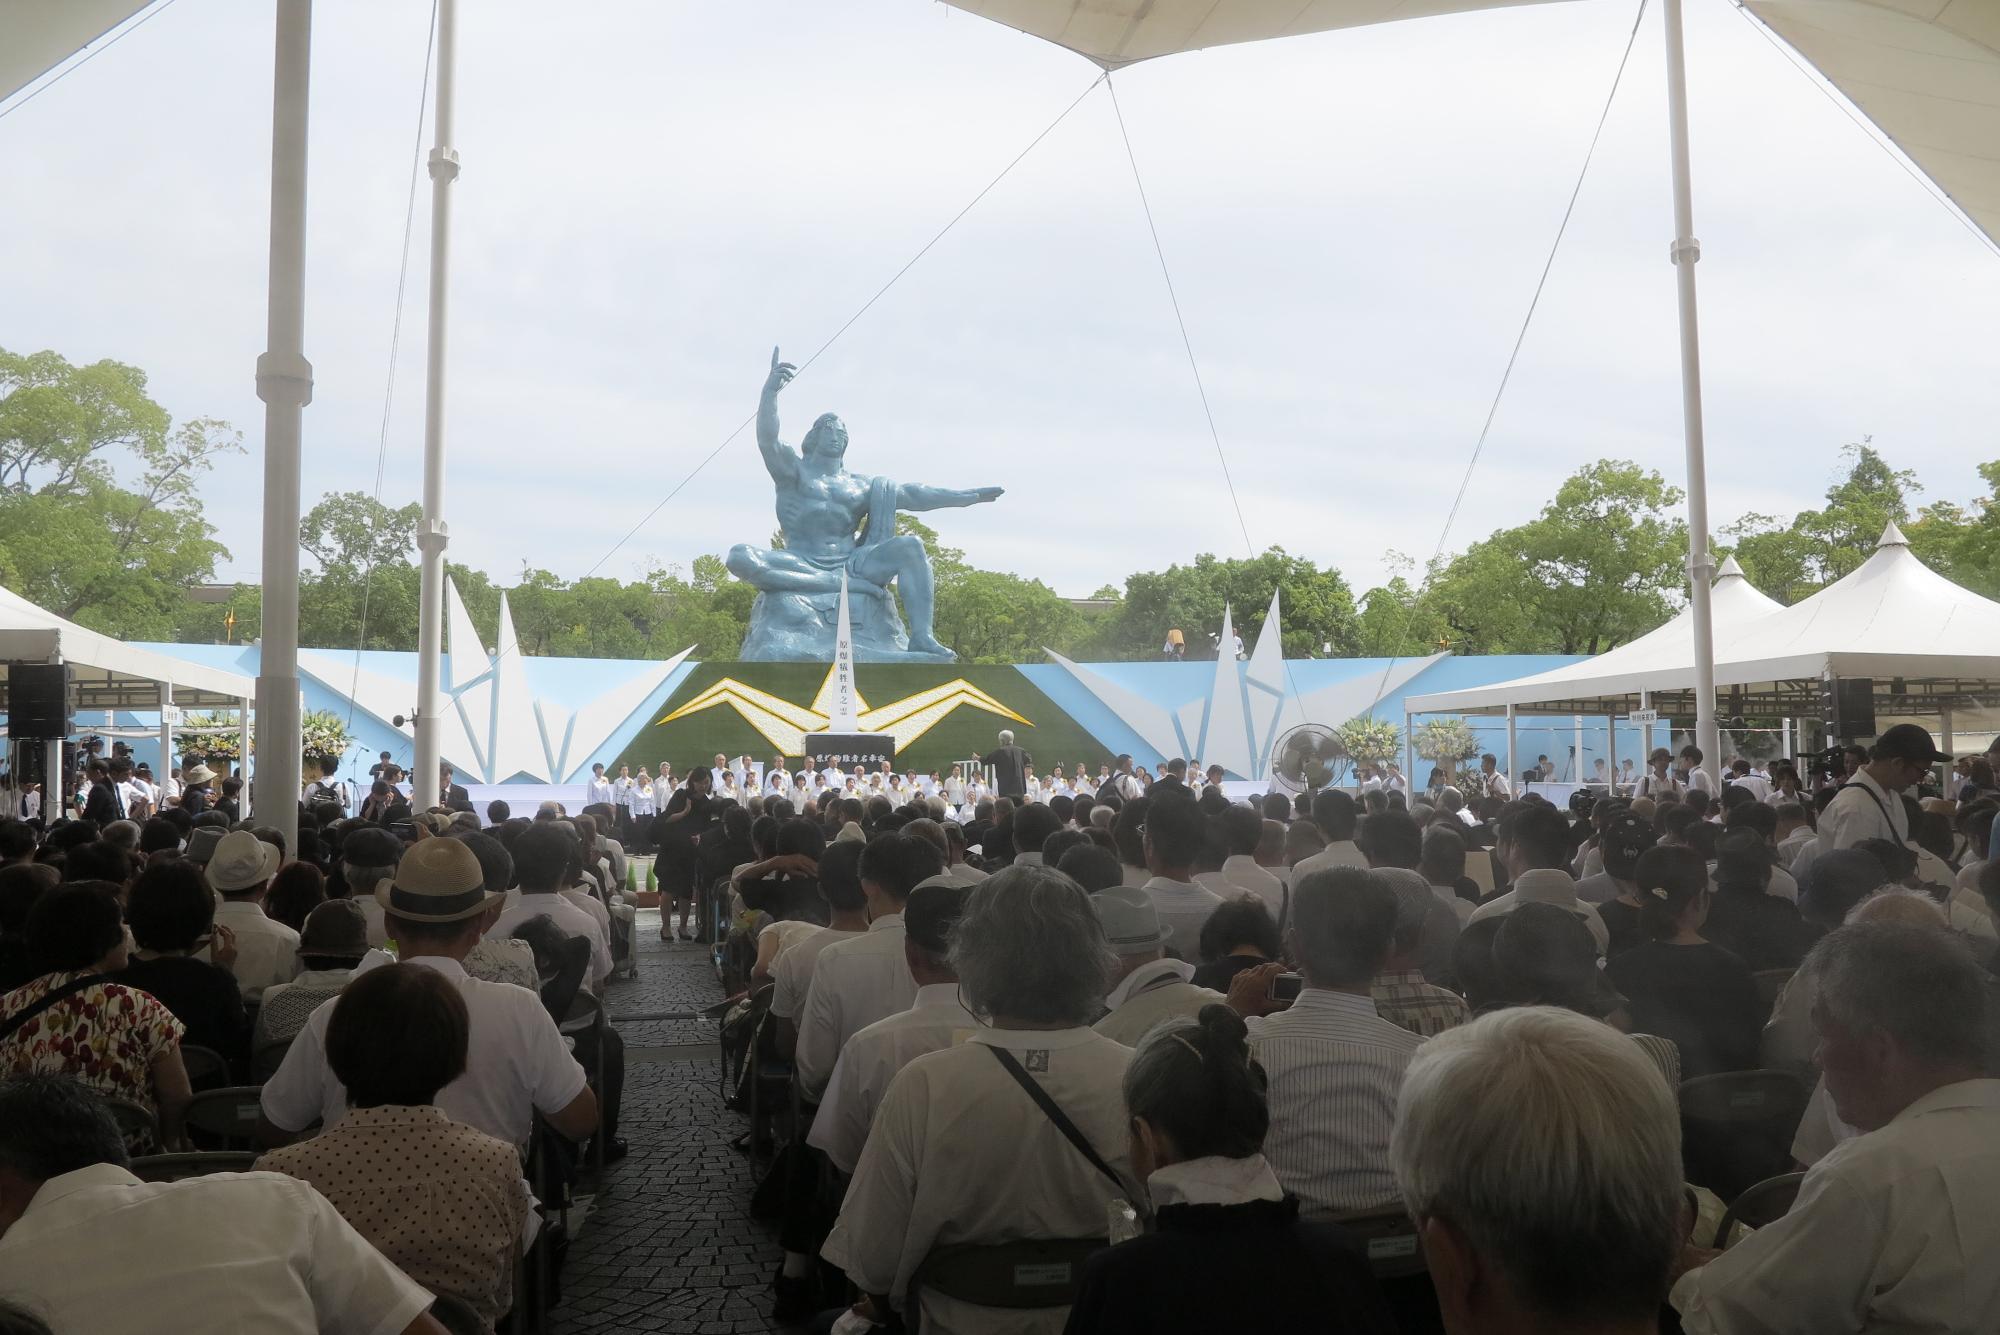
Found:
[1781,717,1791,766]
[1505,704,1517,790]
[412,0,459,813]
[43,738,61,820]
[253,0,313,856]
[1640,687,1653,758]
[239,698,253,816]
[1607,714,1617,790]
[156,682,172,793]
[1403,710,1413,786]
[1662,0,1721,794]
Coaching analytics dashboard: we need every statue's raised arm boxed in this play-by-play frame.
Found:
[755,346,801,485]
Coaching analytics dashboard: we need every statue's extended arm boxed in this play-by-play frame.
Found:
[895,482,1005,511]
[756,347,800,484]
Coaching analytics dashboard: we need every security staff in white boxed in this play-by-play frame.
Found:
[1817,724,1949,853]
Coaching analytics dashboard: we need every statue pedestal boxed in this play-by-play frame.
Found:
[738,588,952,664]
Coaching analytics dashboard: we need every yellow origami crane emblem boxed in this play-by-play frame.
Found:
[656,665,1031,757]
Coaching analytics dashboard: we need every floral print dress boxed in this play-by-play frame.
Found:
[0,970,184,1148]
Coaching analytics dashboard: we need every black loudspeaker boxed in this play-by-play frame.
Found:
[7,664,71,739]
[1820,676,1876,741]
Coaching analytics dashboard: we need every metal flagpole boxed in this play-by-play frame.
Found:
[1663,0,1721,793]
[253,0,314,854]
[412,0,459,812]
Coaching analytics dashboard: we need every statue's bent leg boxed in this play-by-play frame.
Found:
[728,543,846,595]
[854,535,948,656]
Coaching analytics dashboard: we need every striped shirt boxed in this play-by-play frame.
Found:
[1370,970,1470,1039]
[1246,988,1421,1215]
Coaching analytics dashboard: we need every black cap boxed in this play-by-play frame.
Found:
[1874,724,1950,765]
[904,880,969,954]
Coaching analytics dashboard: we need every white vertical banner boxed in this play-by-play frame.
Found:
[827,572,861,733]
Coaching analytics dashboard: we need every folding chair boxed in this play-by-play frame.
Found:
[912,1237,1106,1321]
[1751,969,1795,1022]
[129,1151,259,1181]
[560,991,608,1184]
[1325,1209,1442,1334]
[744,1013,796,1164]
[252,1037,294,1084]
[1678,1069,1811,1200]
[1712,1171,1806,1249]
[100,1094,158,1148]
[179,1043,230,1092]
[184,1086,268,1151]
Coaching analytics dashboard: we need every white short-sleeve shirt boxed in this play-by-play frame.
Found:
[807,982,976,1174]
[0,1163,432,1335]
[794,914,917,1099]
[260,954,587,1147]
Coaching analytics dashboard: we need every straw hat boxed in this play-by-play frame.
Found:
[206,830,280,894]
[375,836,503,923]
[183,764,216,786]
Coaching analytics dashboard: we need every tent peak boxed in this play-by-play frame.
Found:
[1877,519,1910,549]
[1716,555,1747,579]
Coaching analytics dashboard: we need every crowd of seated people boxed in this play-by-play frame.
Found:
[4,728,2000,1334]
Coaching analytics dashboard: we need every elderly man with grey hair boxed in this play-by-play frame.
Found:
[339,826,403,949]
[821,864,1135,1335]
[1674,923,2000,1332]
[1226,866,1422,1214]
[1392,1006,1684,1335]
[980,728,1031,801]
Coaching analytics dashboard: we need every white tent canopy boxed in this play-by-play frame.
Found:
[939,0,2000,246]
[0,583,253,711]
[1407,523,2000,716]
[1,1,152,104]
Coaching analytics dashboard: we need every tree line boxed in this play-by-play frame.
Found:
[6,346,1997,665]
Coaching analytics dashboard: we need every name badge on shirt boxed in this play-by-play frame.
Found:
[1025,1049,1049,1072]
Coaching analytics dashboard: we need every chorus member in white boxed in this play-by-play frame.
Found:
[1673,923,2000,1332]
[718,769,741,801]
[612,764,637,817]
[821,867,1135,1335]
[1223,867,1420,1214]
[807,883,974,1176]
[630,768,658,821]
[652,764,677,811]
[1392,1008,1685,1335]
[585,763,615,808]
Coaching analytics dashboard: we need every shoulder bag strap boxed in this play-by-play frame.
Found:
[0,973,116,1046]
[984,1044,1126,1196]
[1835,781,1905,847]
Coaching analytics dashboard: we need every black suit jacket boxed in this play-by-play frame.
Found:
[443,782,473,813]
[82,779,123,826]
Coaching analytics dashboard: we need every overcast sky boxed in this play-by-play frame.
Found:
[4,0,1996,608]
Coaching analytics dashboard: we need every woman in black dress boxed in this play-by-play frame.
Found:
[651,766,714,941]
[1606,845,1762,1078]
[1063,1005,1393,1335]
[1701,828,1815,971]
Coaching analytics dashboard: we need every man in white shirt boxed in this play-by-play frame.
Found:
[1477,753,1513,801]
[259,836,598,1151]
[1224,866,1422,1214]
[1774,801,1816,865]
[492,823,613,992]
[0,1076,446,1335]
[1137,790,1225,949]
[795,833,944,1098]
[1678,744,1716,795]
[1817,725,1947,854]
[1292,788,1369,879]
[1637,748,1684,800]
[1420,824,1477,925]
[1674,922,2000,1332]
[770,842,871,1050]
[1724,757,1770,802]
[202,830,301,1001]
[821,867,1136,1335]
[1092,886,1224,1046]
[1466,804,1610,955]
[1207,803,1285,919]
[809,882,974,1175]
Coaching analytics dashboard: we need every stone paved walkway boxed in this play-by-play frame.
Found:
[551,911,790,1335]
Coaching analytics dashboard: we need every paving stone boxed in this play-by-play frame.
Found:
[550,911,797,1334]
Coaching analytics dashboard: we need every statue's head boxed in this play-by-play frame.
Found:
[802,412,848,460]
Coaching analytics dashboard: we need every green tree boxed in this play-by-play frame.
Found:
[1354,563,1448,657]
[1723,440,1918,604]
[1415,461,1687,654]
[1909,460,2000,601]
[0,348,240,637]
[933,569,1086,664]
[1088,547,1360,660]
